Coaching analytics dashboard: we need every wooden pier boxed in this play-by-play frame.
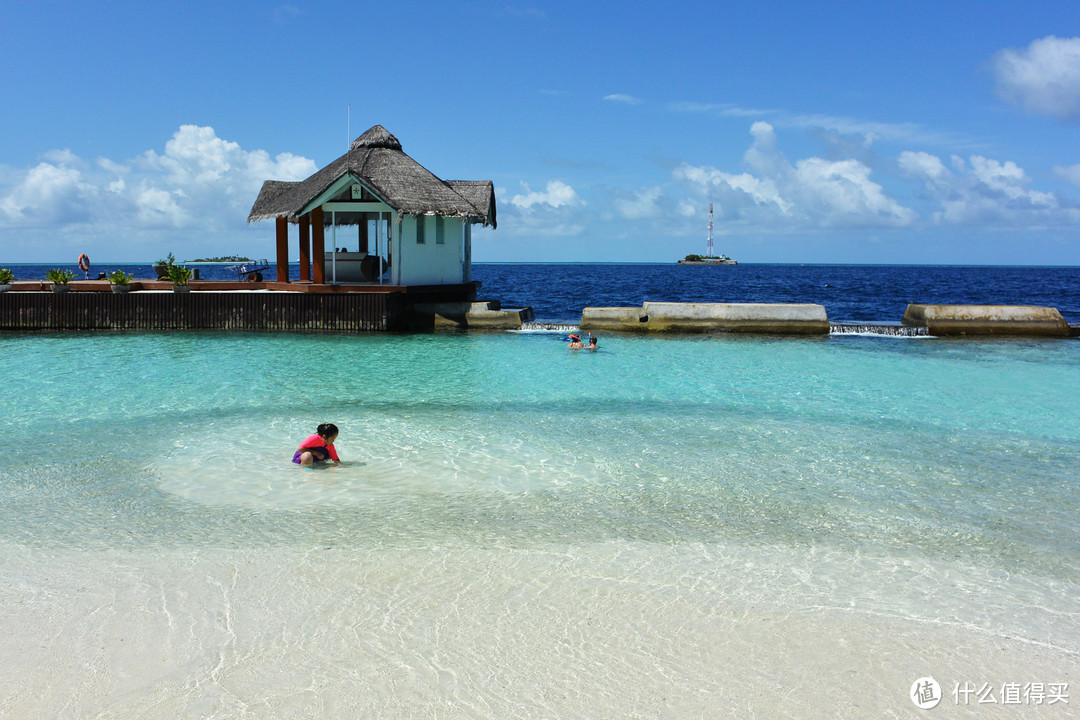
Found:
[0,281,478,332]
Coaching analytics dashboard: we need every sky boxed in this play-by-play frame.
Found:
[2,0,1080,265]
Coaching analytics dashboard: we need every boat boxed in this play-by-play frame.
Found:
[678,203,737,265]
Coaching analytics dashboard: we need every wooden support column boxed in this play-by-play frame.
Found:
[298,214,311,282]
[275,216,289,282]
[312,206,326,284]
[358,214,369,253]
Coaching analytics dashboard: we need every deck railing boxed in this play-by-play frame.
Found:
[0,291,404,331]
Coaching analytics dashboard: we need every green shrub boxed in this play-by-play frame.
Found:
[107,269,133,285]
[166,264,193,285]
[45,268,75,285]
[0,268,14,284]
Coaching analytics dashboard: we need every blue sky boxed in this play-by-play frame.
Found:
[2,1,1080,264]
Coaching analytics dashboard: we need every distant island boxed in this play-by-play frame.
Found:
[185,255,253,263]
[677,254,737,266]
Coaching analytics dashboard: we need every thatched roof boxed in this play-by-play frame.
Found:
[248,125,496,228]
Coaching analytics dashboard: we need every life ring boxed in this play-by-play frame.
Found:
[77,253,90,272]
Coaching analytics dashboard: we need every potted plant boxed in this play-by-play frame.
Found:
[153,252,176,279]
[0,268,13,292]
[45,268,75,293]
[108,269,134,293]
[167,264,193,292]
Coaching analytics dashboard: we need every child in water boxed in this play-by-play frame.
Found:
[293,423,341,467]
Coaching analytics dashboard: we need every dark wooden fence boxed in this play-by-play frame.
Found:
[0,291,404,331]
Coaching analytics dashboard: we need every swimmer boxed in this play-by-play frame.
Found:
[586,333,598,350]
[293,423,341,467]
[567,333,583,349]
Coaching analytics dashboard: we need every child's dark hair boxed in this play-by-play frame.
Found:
[317,423,338,438]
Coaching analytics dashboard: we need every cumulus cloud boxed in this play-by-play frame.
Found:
[613,186,663,220]
[673,122,915,229]
[993,36,1080,121]
[604,94,643,105]
[1054,163,1080,187]
[0,161,95,225]
[501,181,585,237]
[676,198,697,218]
[0,125,317,254]
[899,150,1077,225]
[139,125,315,200]
[510,180,581,210]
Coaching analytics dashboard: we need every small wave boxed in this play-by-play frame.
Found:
[516,323,580,334]
[830,324,931,338]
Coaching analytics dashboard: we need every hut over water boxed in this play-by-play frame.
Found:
[248,125,496,289]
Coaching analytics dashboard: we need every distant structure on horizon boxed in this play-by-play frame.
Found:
[677,203,736,265]
[248,124,497,288]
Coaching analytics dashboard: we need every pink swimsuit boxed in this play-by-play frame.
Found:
[293,434,339,464]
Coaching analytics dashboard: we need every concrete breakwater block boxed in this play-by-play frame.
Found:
[413,301,534,330]
[902,304,1073,337]
[581,302,829,334]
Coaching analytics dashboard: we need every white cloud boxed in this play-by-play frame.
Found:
[897,151,948,180]
[510,180,581,210]
[41,149,84,167]
[673,122,915,229]
[669,102,773,118]
[603,94,643,105]
[0,161,95,224]
[993,36,1080,121]
[137,125,314,200]
[669,102,967,148]
[0,125,317,256]
[613,186,663,219]
[501,181,585,237]
[135,183,186,227]
[1054,163,1080,187]
[900,150,1077,226]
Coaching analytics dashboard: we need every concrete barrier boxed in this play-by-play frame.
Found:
[901,304,1073,337]
[581,302,829,335]
[579,306,647,330]
[413,301,534,330]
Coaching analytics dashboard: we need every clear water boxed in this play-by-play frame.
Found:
[1,330,1078,717]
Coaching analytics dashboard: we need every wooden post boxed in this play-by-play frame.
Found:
[298,214,311,282]
[275,216,289,282]
[312,206,326,284]
[358,214,369,253]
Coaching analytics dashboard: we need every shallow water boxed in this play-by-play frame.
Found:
[1,331,1077,717]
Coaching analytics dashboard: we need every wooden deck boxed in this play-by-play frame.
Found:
[0,280,478,332]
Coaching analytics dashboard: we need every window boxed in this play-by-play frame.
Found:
[416,215,426,244]
[436,216,445,244]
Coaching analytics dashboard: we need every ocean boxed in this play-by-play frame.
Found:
[7,261,1080,325]
[0,264,1077,717]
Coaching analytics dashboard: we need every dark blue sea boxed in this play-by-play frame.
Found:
[7,262,1079,325]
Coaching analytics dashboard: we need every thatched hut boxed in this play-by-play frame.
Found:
[248,125,496,287]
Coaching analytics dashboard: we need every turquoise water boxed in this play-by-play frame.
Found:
[1,331,1078,717]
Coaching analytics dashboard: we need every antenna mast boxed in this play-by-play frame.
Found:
[706,202,715,258]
